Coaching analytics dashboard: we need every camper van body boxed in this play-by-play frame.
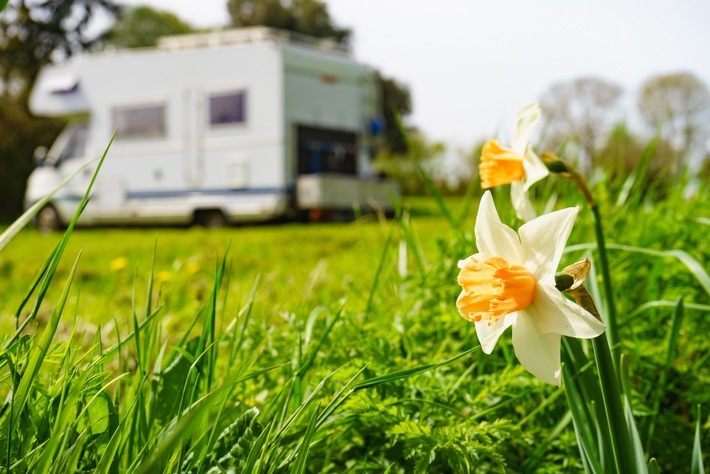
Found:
[25,28,395,228]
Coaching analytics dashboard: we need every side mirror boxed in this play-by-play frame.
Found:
[33,146,48,166]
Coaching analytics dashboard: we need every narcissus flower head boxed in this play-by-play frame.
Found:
[478,103,550,222]
[456,191,606,385]
[479,140,525,189]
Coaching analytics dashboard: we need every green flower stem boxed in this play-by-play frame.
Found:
[542,153,619,366]
[543,152,630,470]
[592,331,636,473]
[564,280,635,473]
[591,204,619,366]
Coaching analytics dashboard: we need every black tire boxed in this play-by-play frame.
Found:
[195,209,228,228]
[36,205,62,233]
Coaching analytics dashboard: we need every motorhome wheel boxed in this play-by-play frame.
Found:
[36,205,62,233]
[196,210,228,228]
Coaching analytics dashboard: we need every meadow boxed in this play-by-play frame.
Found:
[0,165,708,472]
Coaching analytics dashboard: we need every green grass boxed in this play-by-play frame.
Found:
[0,213,446,333]
[0,171,708,472]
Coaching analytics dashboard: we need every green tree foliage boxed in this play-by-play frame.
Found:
[597,123,648,180]
[0,102,64,217]
[102,5,196,49]
[0,0,117,90]
[378,73,412,155]
[227,0,351,44]
[0,0,117,219]
[638,72,710,163]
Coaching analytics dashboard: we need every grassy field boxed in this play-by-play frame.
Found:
[0,173,709,472]
[0,203,451,336]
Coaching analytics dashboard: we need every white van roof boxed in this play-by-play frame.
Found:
[157,26,350,55]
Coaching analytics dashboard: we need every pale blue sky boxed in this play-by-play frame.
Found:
[118,0,710,150]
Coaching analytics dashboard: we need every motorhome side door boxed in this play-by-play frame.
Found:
[184,87,204,186]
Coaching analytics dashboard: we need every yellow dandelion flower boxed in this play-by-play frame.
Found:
[187,261,201,274]
[110,257,128,272]
[156,271,172,282]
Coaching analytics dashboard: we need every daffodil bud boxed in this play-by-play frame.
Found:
[540,152,597,208]
[541,152,572,174]
[554,273,575,292]
[559,259,591,290]
[558,259,603,322]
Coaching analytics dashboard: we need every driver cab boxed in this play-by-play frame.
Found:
[25,121,92,231]
[35,121,89,168]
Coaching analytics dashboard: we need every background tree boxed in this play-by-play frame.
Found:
[638,71,710,168]
[1,0,117,96]
[101,5,195,49]
[597,123,646,180]
[377,72,412,155]
[228,0,350,44]
[0,0,118,219]
[539,76,623,170]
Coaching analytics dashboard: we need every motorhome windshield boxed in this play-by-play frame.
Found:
[47,123,88,166]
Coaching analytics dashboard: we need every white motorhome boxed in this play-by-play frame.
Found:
[25,27,397,230]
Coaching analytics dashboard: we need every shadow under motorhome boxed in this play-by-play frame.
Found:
[25,27,398,230]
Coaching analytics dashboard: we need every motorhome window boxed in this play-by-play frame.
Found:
[113,104,166,139]
[296,126,358,175]
[209,91,246,126]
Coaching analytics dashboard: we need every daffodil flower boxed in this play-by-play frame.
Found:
[479,103,550,222]
[456,191,606,385]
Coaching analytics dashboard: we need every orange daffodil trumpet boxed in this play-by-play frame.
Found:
[479,103,549,222]
[456,191,606,385]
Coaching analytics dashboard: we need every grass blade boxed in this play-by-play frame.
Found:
[132,385,229,474]
[644,298,685,450]
[289,405,321,474]
[691,406,704,474]
[562,364,603,474]
[354,346,479,391]
[620,355,647,471]
[9,252,82,420]
[416,162,461,237]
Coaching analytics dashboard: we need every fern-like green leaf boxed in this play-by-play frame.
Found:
[181,407,262,474]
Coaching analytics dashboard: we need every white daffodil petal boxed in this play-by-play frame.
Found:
[510,181,537,223]
[457,253,483,269]
[457,257,472,269]
[522,148,550,191]
[512,103,541,153]
[519,206,579,281]
[533,284,607,338]
[475,191,524,262]
[512,312,562,385]
[474,312,517,354]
